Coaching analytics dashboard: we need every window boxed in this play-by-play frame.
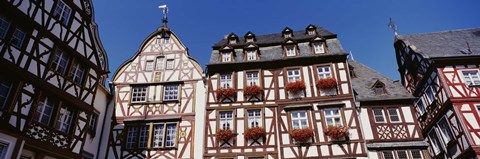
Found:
[313,43,325,54]
[425,87,435,104]
[150,123,178,148]
[70,62,85,84]
[287,69,301,82]
[291,111,308,129]
[374,84,386,95]
[462,70,480,86]
[52,50,70,75]
[131,87,147,102]
[0,16,9,39]
[286,46,296,56]
[11,28,25,49]
[382,151,394,159]
[155,57,164,70]
[324,108,342,126]
[163,85,179,101]
[164,37,170,44]
[145,60,154,71]
[397,150,408,159]
[219,111,233,130]
[229,39,236,44]
[166,59,174,69]
[34,97,55,125]
[416,99,426,116]
[53,1,72,25]
[373,108,385,123]
[220,74,232,88]
[246,38,254,43]
[246,50,256,61]
[54,106,74,133]
[308,30,315,35]
[247,110,262,128]
[222,52,232,62]
[125,127,138,149]
[246,71,259,86]
[388,108,401,122]
[437,117,454,144]
[0,141,8,159]
[88,112,98,135]
[428,129,442,155]
[0,79,13,109]
[381,150,423,159]
[317,66,331,79]
[138,126,149,148]
[411,150,422,159]
[284,33,292,38]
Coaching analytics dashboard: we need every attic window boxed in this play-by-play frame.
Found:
[349,66,356,78]
[308,30,316,35]
[246,37,254,43]
[222,52,232,62]
[285,46,296,56]
[229,39,236,44]
[284,33,292,38]
[373,83,387,95]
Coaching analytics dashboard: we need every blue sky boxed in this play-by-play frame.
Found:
[93,0,480,80]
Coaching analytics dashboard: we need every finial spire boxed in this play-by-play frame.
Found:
[388,18,398,36]
[159,4,168,27]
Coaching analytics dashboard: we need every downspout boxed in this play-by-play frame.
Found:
[95,81,115,159]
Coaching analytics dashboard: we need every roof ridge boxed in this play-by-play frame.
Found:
[400,27,480,37]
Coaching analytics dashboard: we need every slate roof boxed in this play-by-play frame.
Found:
[396,28,480,59]
[209,27,347,64]
[349,61,413,102]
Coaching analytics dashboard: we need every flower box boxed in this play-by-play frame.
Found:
[216,129,234,142]
[244,85,263,101]
[316,78,337,89]
[324,125,349,140]
[290,128,314,143]
[245,127,266,140]
[285,81,306,93]
[216,87,237,102]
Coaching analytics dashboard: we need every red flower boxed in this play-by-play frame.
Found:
[216,129,234,142]
[316,78,337,89]
[290,128,314,143]
[216,87,237,100]
[324,125,349,139]
[285,81,306,92]
[244,85,264,97]
[244,127,266,140]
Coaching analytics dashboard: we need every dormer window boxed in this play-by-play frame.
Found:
[227,33,239,44]
[229,39,236,44]
[373,82,387,95]
[282,27,293,38]
[286,46,296,56]
[308,30,316,35]
[313,43,325,54]
[284,33,292,38]
[246,37,254,43]
[246,50,256,61]
[222,52,232,62]
[305,25,317,35]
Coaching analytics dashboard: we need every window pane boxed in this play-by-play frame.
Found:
[138,126,149,148]
[166,59,174,69]
[373,109,385,123]
[220,112,233,130]
[11,28,25,48]
[125,127,138,149]
[248,109,262,128]
[220,74,232,88]
[0,79,13,109]
[438,117,454,143]
[156,57,164,70]
[145,61,154,71]
[397,150,408,159]
[131,87,147,102]
[388,108,400,122]
[54,106,73,133]
[0,142,8,159]
[70,62,85,84]
[165,124,177,147]
[0,16,10,39]
[163,85,179,100]
[35,97,55,125]
[411,150,422,159]
[52,50,70,75]
[382,151,393,159]
[152,124,165,147]
[291,111,308,129]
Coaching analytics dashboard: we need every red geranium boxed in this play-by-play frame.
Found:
[324,125,349,139]
[290,128,314,143]
[216,87,237,100]
[216,129,234,142]
[244,127,266,140]
[316,78,337,89]
[244,85,263,97]
[285,81,306,92]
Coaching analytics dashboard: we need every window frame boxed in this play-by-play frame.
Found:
[163,84,180,101]
[166,59,175,70]
[415,99,426,117]
[54,105,75,133]
[51,49,70,75]
[155,56,165,70]
[70,61,85,85]
[323,108,344,126]
[0,78,13,110]
[220,73,233,88]
[436,116,454,146]
[0,16,10,39]
[428,128,442,155]
[461,70,480,86]
[221,52,232,62]
[285,45,296,57]
[246,50,257,61]
[145,60,154,71]
[387,108,401,123]
[34,96,55,126]
[124,122,179,150]
[317,66,332,79]
[218,111,235,130]
[53,0,72,25]
[373,108,386,123]
[286,68,301,83]
[246,109,263,128]
[313,42,325,54]
[10,27,25,49]
[290,110,309,129]
[131,86,147,103]
[245,71,260,87]
[0,141,9,159]
[88,111,99,136]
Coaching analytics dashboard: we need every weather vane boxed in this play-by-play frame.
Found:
[388,18,398,36]
[159,4,168,27]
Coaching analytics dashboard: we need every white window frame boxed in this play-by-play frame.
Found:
[291,110,308,129]
[462,70,480,86]
[246,71,259,86]
[308,30,316,35]
[247,109,262,128]
[166,59,175,69]
[229,39,236,44]
[287,69,301,82]
[373,108,386,123]
[246,37,254,43]
[382,151,394,159]
[436,116,454,145]
[219,111,234,130]
[313,43,325,54]
[428,129,442,155]
[317,66,331,79]
[324,108,342,126]
[284,33,292,38]
[138,126,149,148]
[387,108,401,123]
[411,150,423,159]
[222,52,232,62]
[145,60,154,71]
[70,62,85,84]
[0,16,9,39]
[151,122,178,148]
[163,85,179,101]
[220,74,232,88]
[53,0,72,25]
[416,99,426,116]
[52,50,70,75]
[0,141,9,159]
[246,50,256,61]
[425,86,435,105]
[155,57,164,70]
[88,112,99,135]
[54,106,73,133]
[131,87,147,102]
[0,79,13,109]
[34,97,55,125]
[10,28,25,48]
[286,46,296,56]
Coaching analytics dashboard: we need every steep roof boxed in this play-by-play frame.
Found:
[396,28,480,59]
[349,61,413,102]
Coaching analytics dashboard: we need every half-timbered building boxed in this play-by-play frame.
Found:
[0,0,111,158]
[205,25,366,159]
[394,28,480,158]
[349,60,429,159]
[107,18,206,159]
